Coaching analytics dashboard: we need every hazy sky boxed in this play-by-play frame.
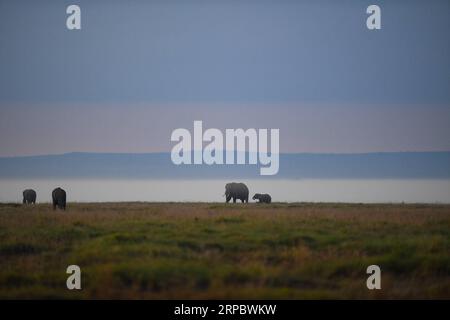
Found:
[0,0,449,156]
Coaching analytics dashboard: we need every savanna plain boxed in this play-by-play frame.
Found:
[0,202,449,299]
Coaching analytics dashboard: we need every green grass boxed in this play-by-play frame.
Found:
[0,202,449,299]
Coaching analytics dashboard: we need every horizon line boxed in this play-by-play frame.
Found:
[1,150,450,159]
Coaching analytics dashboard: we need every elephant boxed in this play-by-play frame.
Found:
[52,187,66,210]
[224,182,249,203]
[252,193,272,204]
[22,189,37,204]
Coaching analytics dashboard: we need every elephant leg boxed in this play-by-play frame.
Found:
[233,197,236,203]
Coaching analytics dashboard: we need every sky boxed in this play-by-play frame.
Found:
[0,0,449,156]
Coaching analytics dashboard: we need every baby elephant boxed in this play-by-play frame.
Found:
[252,193,272,204]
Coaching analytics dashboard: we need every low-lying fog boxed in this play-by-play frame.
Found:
[1,179,449,203]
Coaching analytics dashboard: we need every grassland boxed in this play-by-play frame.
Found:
[0,202,449,299]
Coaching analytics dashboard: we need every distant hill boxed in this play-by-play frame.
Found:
[0,152,449,179]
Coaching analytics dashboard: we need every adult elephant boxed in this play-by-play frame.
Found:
[224,182,249,203]
[52,187,66,210]
[22,189,37,204]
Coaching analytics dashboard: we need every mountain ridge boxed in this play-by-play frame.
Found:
[0,151,449,179]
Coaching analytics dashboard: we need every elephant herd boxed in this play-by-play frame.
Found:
[21,183,270,209]
[224,182,271,204]
[22,187,66,210]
